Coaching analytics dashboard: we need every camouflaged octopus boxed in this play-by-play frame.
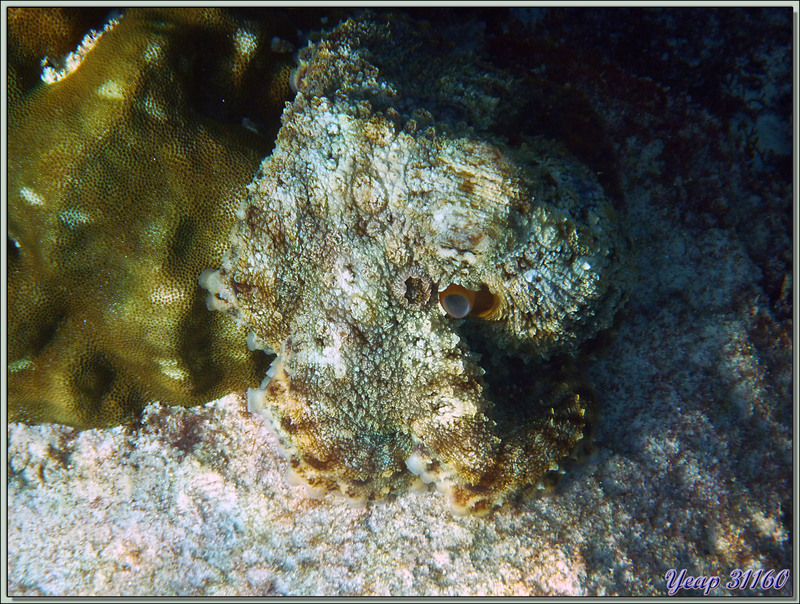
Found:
[203,15,625,513]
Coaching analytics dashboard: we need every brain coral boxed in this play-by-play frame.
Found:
[7,8,297,428]
[204,14,625,513]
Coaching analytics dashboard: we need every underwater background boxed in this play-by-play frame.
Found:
[6,7,793,596]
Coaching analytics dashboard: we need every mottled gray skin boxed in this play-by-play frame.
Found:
[203,16,624,513]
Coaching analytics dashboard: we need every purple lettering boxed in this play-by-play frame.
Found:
[665,569,722,596]
[703,577,720,595]
[665,569,686,595]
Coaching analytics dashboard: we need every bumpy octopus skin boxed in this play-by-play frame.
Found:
[203,16,624,514]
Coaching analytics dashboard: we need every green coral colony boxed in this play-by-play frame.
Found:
[8,9,625,513]
[8,8,293,427]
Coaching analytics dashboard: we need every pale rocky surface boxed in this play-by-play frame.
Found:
[6,8,792,597]
[8,394,592,596]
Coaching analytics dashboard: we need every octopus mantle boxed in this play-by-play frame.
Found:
[203,16,624,513]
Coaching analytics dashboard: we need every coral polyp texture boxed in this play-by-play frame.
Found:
[7,8,297,428]
[204,15,625,513]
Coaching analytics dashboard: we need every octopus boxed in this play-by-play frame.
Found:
[202,14,625,514]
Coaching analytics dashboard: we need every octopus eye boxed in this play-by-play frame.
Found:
[441,290,472,318]
[439,284,499,319]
